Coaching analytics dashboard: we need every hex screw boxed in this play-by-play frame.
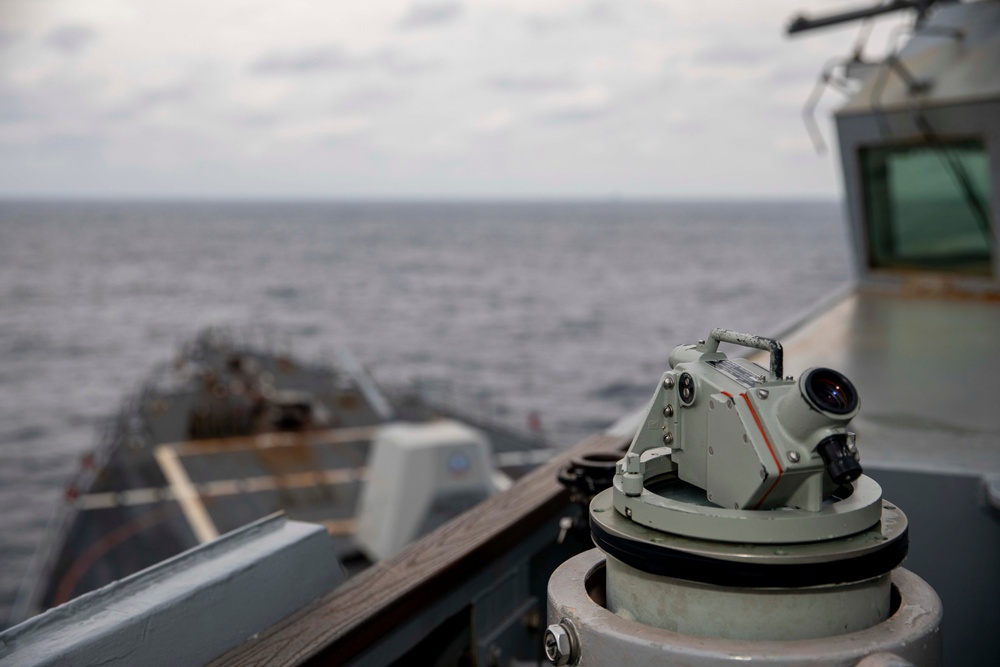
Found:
[487,644,503,667]
[544,623,575,666]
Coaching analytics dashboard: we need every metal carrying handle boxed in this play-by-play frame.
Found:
[705,329,783,379]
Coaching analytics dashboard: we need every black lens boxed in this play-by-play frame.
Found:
[817,434,862,485]
[804,368,858,415]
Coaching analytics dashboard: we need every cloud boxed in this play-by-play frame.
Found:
[767,60,824,87]
[696,45,773,66]
[249,46,438,77]
[104,81,200,121]
[536,85,610,124]
[486,74,576,94]
[0,0,847,197]
[134,81,198,107]
[0,96,28,123]
[374,50,441,76]
[399,2,463,29]
[274,116,369,141]
[250,46,359,75]
[584,1,619,24]
[0,29,22,49]
[45,24,97,54]
[334,86,407,112]
[472,108,512,133]
[524,1,619,34]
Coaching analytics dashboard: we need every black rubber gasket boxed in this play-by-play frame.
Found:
[591,519,907,588]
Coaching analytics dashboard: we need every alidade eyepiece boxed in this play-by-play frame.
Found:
[817,433,862,485]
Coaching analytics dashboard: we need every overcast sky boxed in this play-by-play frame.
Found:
[0,1,912,199]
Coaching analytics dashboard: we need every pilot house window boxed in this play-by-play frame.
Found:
[861,141,993,275]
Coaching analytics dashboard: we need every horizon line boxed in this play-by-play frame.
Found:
[0,193,840,204]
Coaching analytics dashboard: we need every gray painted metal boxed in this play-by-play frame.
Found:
[868,468,1000,666]
[706,328,784,378]
[548,549,942,666]
[593,488,906,566]
[355,420,498,560]
[612,466,884,544]
[342,510,572,667]
[334,346,395,421]
[622,332,877,540]
[987,475,1000,512]
[605,555,890,640]
[745,292,1000,476]
[839,2,1000,116]
[0,514,342,667]
[835,2,1000,290]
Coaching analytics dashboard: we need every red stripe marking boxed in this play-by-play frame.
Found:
[741,392,783,509]
[53,504,181,605]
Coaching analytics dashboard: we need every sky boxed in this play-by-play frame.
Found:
[0,1,914,199]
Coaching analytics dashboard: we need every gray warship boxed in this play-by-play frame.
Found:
[7,328,552,624]
[3,1,1000,665]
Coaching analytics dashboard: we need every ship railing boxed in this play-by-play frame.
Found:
[208,431,630,667]
[7,376,158,626]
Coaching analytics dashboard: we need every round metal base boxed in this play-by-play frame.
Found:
[612,474,884,543]
[605,554,891,640]
[591,488,908,588]
[547,549,942,666]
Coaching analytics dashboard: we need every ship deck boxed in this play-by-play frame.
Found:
[749,286,1000,475]
[749,284,1000,665]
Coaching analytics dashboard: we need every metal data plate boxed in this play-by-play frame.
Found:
[707,360,766,388]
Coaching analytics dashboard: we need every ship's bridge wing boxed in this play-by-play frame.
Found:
[834,1,1000,289]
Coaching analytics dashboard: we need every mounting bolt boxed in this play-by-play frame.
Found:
[544,622,577,665]
[663,404,674,417]
[787,451,801,463]
[663,376,674,390]
[756,389,770,400]
[487,644,503,667]
[663,432,673,445]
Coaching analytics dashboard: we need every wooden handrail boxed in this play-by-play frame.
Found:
[208,432,629,666]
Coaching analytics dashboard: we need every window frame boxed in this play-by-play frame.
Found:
[858,137,994,277]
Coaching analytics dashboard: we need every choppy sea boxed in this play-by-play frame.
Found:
[0,199,851,624]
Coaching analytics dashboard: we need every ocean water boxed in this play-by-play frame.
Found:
[0,199,851,623]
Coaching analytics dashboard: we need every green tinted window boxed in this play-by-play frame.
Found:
[861,142,993,275]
